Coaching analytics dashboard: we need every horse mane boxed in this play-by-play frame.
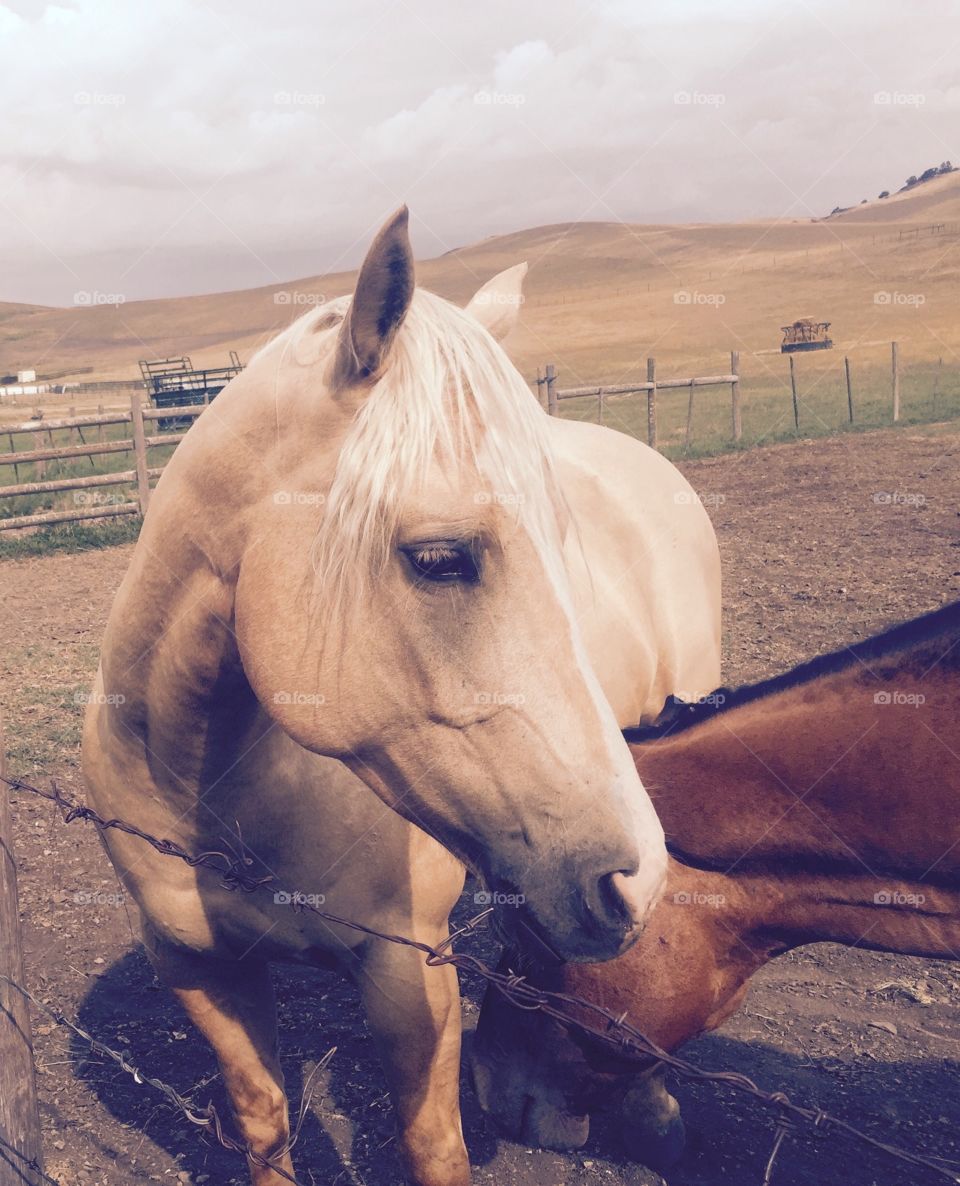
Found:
[626,598,960,742]
[305,288,565,617]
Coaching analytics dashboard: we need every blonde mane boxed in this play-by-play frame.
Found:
[308,288,565,617]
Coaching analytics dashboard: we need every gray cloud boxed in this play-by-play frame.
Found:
[1,0,957,304]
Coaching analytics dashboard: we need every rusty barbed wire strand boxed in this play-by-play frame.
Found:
[4,771,960,1185]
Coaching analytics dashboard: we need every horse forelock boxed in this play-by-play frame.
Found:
[306,287,565,618]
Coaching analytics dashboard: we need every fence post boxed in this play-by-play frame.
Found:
[789,355,799,428]
[891,341,900,422]
[6,435,18,485]
[646,357,657,449]
[545,364,558,416]
[730,350,741,442]
[130,389,151,514]
[535,367,543,409]
[844,356,854,423]
[684,380,695,450]
[0,716,45,1186]
[933,356,942,417]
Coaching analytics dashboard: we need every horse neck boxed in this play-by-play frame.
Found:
[99,383,331,763]
[637,655,960,961]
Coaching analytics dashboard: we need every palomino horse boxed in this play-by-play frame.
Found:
[82,209,720,1185]
[472,599,960,1167]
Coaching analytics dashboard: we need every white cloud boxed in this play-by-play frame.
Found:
[0,0,957,303]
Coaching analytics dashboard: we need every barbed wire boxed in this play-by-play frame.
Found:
[0,1130,60,1186]
[4,771,960,1186]
[0,965,331,1185]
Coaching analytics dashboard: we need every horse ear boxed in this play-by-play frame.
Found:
[464,262,528,341]
[331,206,415,391]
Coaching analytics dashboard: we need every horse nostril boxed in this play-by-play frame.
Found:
[598,870,637,925]
[597,864,665,934]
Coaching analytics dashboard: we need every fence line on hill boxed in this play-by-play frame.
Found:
[535,353,741,448]
[535,341,933,446]
[0,341,951,532]
[2,767,959,1186]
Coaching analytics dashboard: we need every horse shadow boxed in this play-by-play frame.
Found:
[74,950,960,1186]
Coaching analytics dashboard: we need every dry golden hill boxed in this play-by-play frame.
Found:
[3,171,960,393]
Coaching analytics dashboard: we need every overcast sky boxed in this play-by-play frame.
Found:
[1,0,957,305]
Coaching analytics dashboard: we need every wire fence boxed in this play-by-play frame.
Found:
[537,342,960,460]
[3,770,959,1186]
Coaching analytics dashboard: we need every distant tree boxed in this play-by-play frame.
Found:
[905,174,919,187]
[860,198,868,204]
[879,190,890,199]
[831,205,843,215]
[939,160,954,173]
[920,166,939,183]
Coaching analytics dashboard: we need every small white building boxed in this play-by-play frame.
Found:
[17,369,36,383]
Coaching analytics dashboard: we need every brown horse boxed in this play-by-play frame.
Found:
[471,599,960,1168]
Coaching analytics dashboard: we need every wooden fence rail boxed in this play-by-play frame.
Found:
[537,353,741,447]
[0,394,206,532]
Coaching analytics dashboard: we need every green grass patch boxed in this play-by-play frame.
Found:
[555,356,960,460]
[0,516,141,560]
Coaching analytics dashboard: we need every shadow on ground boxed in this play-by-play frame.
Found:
[73,947,960,1186]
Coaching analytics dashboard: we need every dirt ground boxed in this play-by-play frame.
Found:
[1,423,959,1186]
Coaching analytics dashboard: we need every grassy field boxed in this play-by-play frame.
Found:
[560,347,960,458]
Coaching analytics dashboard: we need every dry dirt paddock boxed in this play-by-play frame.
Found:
[1,424,959,1186]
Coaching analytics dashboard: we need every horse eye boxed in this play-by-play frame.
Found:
[404,544,480,584]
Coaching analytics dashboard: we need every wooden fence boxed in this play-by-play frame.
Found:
[536,353,741,449]
[535,342,929,446]
[0,392,205,531]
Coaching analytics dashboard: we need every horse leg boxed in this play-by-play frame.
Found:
[357,941,470,1186]
[618,1065,686,1170]
[145,930,294,1186]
